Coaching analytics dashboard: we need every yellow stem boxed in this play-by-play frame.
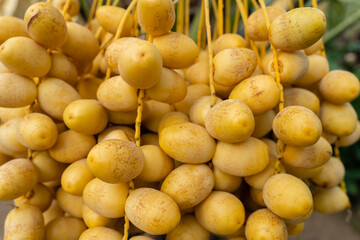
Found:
[250,40,264,73]
[185,0,190,35]
[311,0,326,57]
[311,0,318,8]
[251,0,259,9]
[61,0,72,16]
[87,0,99,28]
[177,0,185,33]
[114,0,138,40]
[135,89,145,147]
[204,0,217,107]
[106,0,111,5]
[211,0,218,19]
[197,0,205,51]
[288,0,294,9]
[225,0,230,33]
[133,7,139,37]
[235,0,248,43]
[218,0,224,36]
[299,0,304,7]
[112,0,121,6]
[95,26,104,41]
[232,7,240,33]
[260,41,266,59]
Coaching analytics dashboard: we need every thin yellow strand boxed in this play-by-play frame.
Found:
[61,0,72,16]
[288,0,294,9]
[87,0,99,28]
[204,0,217,107]
[197,0,205,52]
[218,0,224,36]
[177,0,185,33]
[211,0,218,19]
[251,0,259,9]
[235,0,248,42]
[311,0,326,57]
[112,0,121,6]
[299,0,304,7]
[106,0,111,5]
[232,8,240,33]
[185,0,190,35]
[225,0,230,33]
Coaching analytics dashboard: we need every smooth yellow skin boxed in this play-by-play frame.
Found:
[283,162,323,179]
[283,87,320,113]
[0,118,27,157]
[80,227,123,240]
[76,75,103,99]
[286,222,304,236]
[49,130,96,164]
[269,8,326,51]
[137,0,175,36]
[320,70,360,104]
[296,54,329,87]
[105,38,140,74]
[229,75,280,115]
[213,48,257,86]
[175,84,211,115]
[63,99,108,135]
[56,187,83,218]
[195,191,245,235]
[98,126,135,143]
[32,151,67,182]
[244,157,284,190]
[153,32,199,69]
[52,0,80,17]
[189,96,222,127]
[24,2,67,49]
[143,100,173,132]
[159,122,216,164]
[48,52,78,86]
[61,159,94,196]
[14,183,52,211]
[17,113,58,151]
[0,158,38,201]
[304,38,322,55]
[61,22,99,61]
[319,101,358,136]
[0,73,37,108]
[311,157,345,188]
[138,145,173,182]
[213,137,270,177]
[38,78,80,120]
[100,130,130,142]
[97,76,138,112]
[246,7,285,41]
[83,178,128,218]
[0,105,30,122]
[161,164,214,209]
[283,136,332,169]
[0,16,29,44]
[118,40,162,89]
[245,208,287,240]
[262,50,309,84]
[263,173,313,219]
[109,110,139,125]
[158,111,190,133]
[43,200,64,225]
[205,99,255,143]
[45,217,86,240]
[87,139,144,183]
[252,110,275,138]
[96,6,133,36]
[213,167,242,192]
[4,205,45,240]
[147,68,187,103]
[213,34,247,55]
[273,106,322,147]
[338,121,360,147]
[125,188,181,235]
[82,203,116,228]
[0,37,50,77]
[213,80,236,99]
[186,62,209,85]
[140,133,159,146]
[313,186,350,214]
[228,237,246,240]
[166,214,209,240]
[130,236,155,240]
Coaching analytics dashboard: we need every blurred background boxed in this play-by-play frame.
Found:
[0,0,360,239]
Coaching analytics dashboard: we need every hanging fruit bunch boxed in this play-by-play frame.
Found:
[0,0,359,239]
